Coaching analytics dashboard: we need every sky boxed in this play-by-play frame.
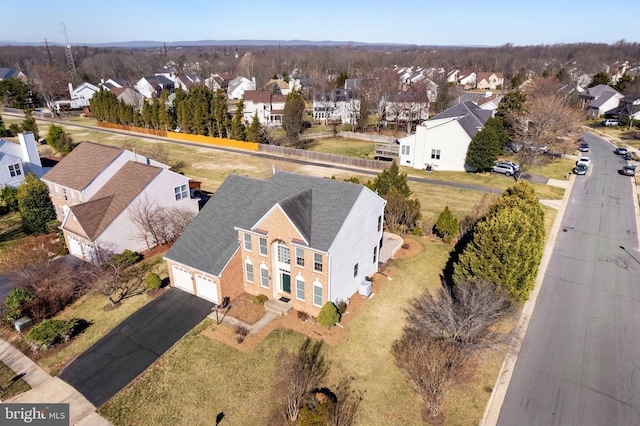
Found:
[3,0,638,47]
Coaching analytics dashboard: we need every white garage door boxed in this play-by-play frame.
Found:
[172,265,194,293]
[195,275,219,304]
[68,237,82,257]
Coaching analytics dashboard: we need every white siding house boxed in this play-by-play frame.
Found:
[399,101,492,171]
[0,132,47,188]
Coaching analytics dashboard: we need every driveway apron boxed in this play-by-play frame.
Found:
[59,288,213,407]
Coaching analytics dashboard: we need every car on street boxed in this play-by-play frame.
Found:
[576,157,591,167]
[578,143,589,152]
[623,152,632,160]
[621,165,636,176]
[496,160,519,172]
[574,163,588,175]
[492,162,516,176]
[602,119,620,126]
[615,147,629,155]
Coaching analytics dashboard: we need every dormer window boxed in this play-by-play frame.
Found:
[8,163,22,177]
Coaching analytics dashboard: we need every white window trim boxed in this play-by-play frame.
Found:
[260,264,269,288]
[296,275,305,301]
[244,233,252,251]
[313,280,323,307]
[313,253,323,273]
[259,237,268,256]
[245,259,254,283]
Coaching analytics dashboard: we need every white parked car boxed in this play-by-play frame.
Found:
[576,157,591,167]
[492,163,516,176]
[497,161,520,172]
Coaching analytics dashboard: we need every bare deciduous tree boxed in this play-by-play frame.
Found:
[97,259,152,305]
[28,64,69,111]
[393,335,473,421]
[405,278,515,348]
[127,196,196,249]
[275,338,330,423]
[331,376,364,426]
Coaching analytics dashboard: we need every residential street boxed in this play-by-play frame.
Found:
[497,132,640,425]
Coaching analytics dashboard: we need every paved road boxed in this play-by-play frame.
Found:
[498,133,640,425]
[59,288,213,407]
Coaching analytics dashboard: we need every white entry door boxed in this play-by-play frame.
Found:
[172,265,193,293]
[195,275,219,304]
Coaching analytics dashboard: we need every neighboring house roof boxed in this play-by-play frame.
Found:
[67,161,161,240]
[244,90,273,103]
[430,101,492,139]
[0,68,23,80]
[166,171,365,277]
[583,84,620,100]
[42,142,123,190]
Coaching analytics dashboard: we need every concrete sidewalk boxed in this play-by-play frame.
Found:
[0,339,112,426]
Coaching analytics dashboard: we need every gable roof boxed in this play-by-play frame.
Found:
[244,90,273,103]
[0,68,21,79]
[42,142,124,190]
[67,161,161,240]
[165,171,366,277]
[584,84,620,99]
[430,101,492,138]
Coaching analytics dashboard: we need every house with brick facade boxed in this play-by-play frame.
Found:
[164,171,386,316]
[41,142,199,262]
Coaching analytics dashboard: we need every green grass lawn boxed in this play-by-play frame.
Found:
[0,361,31,399]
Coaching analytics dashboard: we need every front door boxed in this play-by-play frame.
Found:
[281,271,291,294]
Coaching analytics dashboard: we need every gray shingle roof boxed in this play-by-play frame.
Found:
[430,101,492,139]
[165,171,365,277]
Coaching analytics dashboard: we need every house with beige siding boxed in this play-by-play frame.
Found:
[41,142,199,262]
[164,171,386,316]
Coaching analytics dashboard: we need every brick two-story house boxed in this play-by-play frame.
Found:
[164,171,386,316]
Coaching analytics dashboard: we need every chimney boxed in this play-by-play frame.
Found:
[18,132,42,169]
[68,82,74,98]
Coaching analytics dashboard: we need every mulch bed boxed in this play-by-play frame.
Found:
[201,237,424,353]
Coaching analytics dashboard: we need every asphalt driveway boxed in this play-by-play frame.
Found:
[59,288,213,407]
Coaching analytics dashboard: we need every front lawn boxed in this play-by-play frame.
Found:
[305,137,376,158]
[100,237,506,425]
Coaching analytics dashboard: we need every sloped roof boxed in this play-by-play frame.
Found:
[244,90,272,103]
[430,101,492,138]
[67,161,161,240]
[165,171,365,277]
[42,142,123,190]
[584,84,620,99]
[0,68,20,79]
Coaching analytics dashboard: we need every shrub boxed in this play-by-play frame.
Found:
[251,294,268,304]
[1,186,19,212]
[336,300,348,315]
[234,325,249,343]
[317,302,340,327]
[298,311,311,322]
[434,206,459,243]
[5,287,35,322]
[145,272,162,289]
[109,249,142,268]
[25,318,79,350]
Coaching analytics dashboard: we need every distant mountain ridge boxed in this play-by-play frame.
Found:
[0,39,480,49]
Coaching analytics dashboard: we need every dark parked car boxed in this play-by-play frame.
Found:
[623,152,632,160]
[615,147,628,155]
[578,143,589,152]
[621,165,636,176]
[574,163,588,175]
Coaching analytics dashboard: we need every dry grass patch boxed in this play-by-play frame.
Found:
[0,361,30,399]
[305,137,376,158]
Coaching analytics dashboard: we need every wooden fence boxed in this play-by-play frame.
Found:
[258,144,389,171]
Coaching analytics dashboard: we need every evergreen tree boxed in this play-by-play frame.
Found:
[17,174,56,235]
[0,112,8,137]
[1,185,19,212]
[45,124,74,155]
[614,73,632,92]
[495,89,526,120]
[283,90,305,142]
[212,89,229,138]
[336,71,349,89]
[589,71,611,88]
[367,161,411,198]
[357,98,369,132]
[231,99,246,141]
[317,302,340,327]
[22,110,39,140]
[465,126,501,171]
[247,114,266,143]
[434,206,459,243]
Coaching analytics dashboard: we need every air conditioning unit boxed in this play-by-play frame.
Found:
[359,280,372,297]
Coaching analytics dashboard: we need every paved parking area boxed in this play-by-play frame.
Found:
[59,288,213,407]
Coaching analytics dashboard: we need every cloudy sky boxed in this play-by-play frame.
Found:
[3,0,638,46]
